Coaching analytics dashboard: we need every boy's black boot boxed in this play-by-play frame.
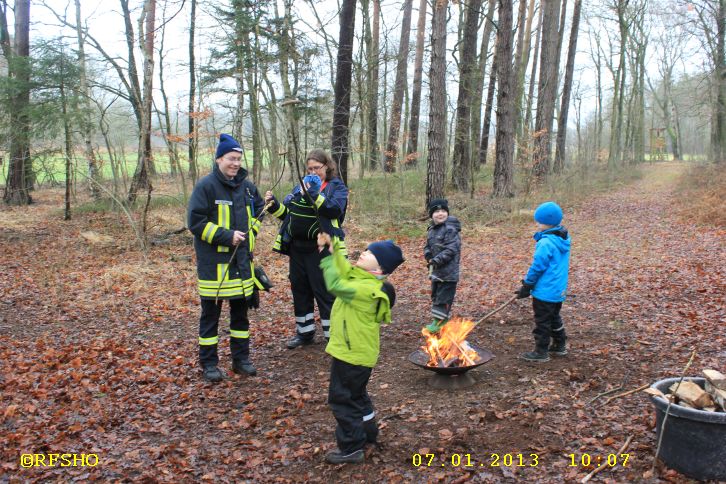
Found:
[325,449,365,464]
[520,348,550,362]
[549,341,568,356]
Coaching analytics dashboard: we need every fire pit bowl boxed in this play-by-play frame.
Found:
[408,343,494,389]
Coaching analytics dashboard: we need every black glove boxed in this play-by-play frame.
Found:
[515,280,534,299]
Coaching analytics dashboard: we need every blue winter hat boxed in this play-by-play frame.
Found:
[215,133,243,159]
[367,240,405,275]
[534,201,563,226]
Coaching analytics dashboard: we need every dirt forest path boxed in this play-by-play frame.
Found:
[1,162,724,482]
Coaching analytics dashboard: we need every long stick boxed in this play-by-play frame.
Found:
[652,349,697,473]
[581,435,633,483]
[597,383,649,407]
[214,200,274,303]
[473,295,519,328]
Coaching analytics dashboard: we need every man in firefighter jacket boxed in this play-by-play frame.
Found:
[264,149,349,349]
[188,134,266,382]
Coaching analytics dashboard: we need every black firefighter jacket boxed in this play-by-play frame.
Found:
[188,164,266,300]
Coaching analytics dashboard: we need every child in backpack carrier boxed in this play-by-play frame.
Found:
[423,199,462,333]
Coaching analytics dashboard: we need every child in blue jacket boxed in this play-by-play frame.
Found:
[515,202,571,362]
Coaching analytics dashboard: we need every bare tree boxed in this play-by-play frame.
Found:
[426,0,448,206]
[451,0,484,190]
[127,0,156,204]
[532,0,562,179]
[188,0,198,181]
[493,0,515,197]
[3,0,31,205]
[331,0,357,184]
[363,0,381,171]
[554,0,582,171]
[478,6,500,166]
[74,0,102,199]
[406,0,428,166]
[470,0,497,163]
[383,0,414,173]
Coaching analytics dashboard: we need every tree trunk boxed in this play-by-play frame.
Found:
[522,4,543,143]
[532,0,562,179]
[492,0,515,197]
[366,0,381,171]
[74,0,102,199]
[128,0,155,204]
[451,0,484,191]
[406,0,428,166]
[714,0,726,163]
[157,5,179,177]
[331,0,357,185]
[383,0,414,173]
[278,0,300,179]
[3,0,31,205]
[470,0,497,163]
[426,0,448,207]
[478,27,499,166]
[188,0,198,181]
[554,0,581,172]
[513,0,536,138]
[608,0,629,168]
[59,53,73,220]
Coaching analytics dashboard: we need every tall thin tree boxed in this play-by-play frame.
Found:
[331,0,357,184]
[451,0,484,191]
[554,0,581,172]
[406,0,428,166]
[3,0,31,205]
[492,0,515,197]
[532,0,562,179]
[384,0,414,173]
[426,0,448,206]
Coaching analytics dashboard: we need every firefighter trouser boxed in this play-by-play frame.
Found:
[328,357,378,454]
[431,281,457,320]
[532,298,566,351]
[289,242,333,340]
[198,298,250,367]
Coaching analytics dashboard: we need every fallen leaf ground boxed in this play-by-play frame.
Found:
[1,162,724,483]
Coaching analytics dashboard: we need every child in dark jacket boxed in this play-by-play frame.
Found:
[515,201,571,362]
[423,199,461,333]
[317,233,404,464]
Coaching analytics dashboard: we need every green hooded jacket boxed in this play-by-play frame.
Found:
[320,241,391,368]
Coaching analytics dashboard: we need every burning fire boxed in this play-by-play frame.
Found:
[422,317,481,367]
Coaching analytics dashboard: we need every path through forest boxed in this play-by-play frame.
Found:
[1,162,724,482]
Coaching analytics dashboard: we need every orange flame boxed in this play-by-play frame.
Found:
[421,317,481,367]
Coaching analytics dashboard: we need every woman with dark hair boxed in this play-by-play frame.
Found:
[265,149,349,348]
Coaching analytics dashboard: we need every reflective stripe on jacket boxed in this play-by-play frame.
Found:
[188,164,266,300]
[268,177,348,256]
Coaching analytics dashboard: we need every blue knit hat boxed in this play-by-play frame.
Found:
[215,133,243,159]
[367,240,405,275]
[534,201,563,226]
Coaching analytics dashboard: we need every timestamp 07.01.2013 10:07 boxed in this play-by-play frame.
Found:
[412,453,632,469]
[412,453,540,468]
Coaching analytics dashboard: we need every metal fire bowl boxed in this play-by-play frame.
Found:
[408,343,495,375]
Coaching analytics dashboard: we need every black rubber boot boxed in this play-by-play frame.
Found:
[520,349,550,362]
[232,360,257,376]
[325,449,364,464]
[202,366,223,382]
[286,335,315,349]
[549,341,568,356]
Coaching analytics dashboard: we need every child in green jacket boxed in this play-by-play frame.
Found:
[317,233,404,464]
